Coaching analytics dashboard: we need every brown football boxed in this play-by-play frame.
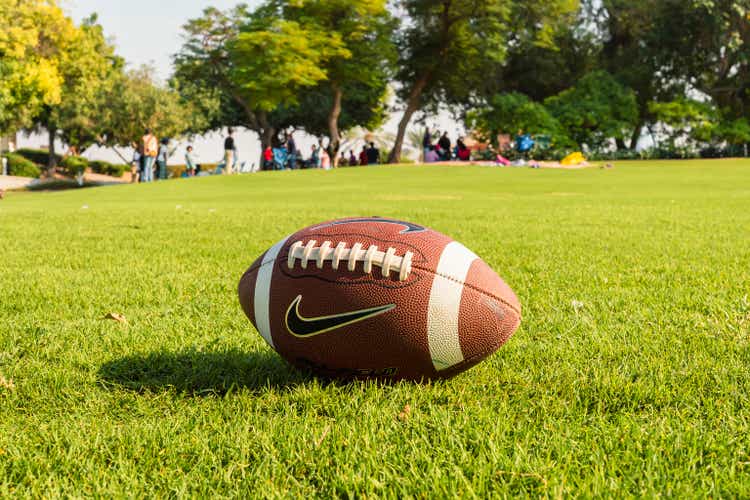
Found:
[238,217,521,381]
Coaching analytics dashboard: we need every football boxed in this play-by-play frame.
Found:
[238,217,521,381]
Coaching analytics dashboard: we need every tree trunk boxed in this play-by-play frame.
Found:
[47,127,58,171]
[629,122,643,150]
[328,84,343,167]
[388,73,432,164]
[110,147,131,165]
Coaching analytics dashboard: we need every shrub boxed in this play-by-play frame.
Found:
[89,160,128,178]
[60,156,90,175]
[16,148,62,167]
[3,153,41,178]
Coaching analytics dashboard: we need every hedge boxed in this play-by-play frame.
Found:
[16,148,62,167]
[2,153,41,178]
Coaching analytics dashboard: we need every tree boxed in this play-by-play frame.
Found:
[101,67,196,162]
[545,70,638,150]
[648,98,718,149]
[387,0,579,163]
[467,92,566,146]
[278,0,396,163]
[174,6,349,165]
[0,0,74,134]
[33,14,122,169]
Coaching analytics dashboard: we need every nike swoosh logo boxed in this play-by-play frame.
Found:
[285,295,395,338]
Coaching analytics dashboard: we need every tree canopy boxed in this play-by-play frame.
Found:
[3,0,750,168]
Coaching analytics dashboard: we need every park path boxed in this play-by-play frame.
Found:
[0,176,35,190]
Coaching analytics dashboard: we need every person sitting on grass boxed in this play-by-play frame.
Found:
[339,152,348,166]
[359,146,369,166]
[366,142,380,165]
[456,138,471,161]
[438,132,451,160]
[424,145,440,163]
[321,148,331,170]
[349,150,357,166]
[263,146,273,170]
[309,144,320,168]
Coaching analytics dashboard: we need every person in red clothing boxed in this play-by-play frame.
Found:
[263,146,273,170]
[359,146,368,166]
[456,138,471,161]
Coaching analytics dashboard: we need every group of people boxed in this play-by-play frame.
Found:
[261,133,381,170]
[130,129,173,183]
[422,127,472,163]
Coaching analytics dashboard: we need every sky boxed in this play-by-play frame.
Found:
[63,0,262,81]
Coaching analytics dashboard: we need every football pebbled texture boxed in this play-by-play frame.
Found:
[238,217,521,381]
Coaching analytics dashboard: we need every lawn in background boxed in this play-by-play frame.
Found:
[1,160,749,496]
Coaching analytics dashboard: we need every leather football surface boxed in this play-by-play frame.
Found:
[238,217,521,381]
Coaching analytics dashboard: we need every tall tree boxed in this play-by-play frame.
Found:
[101,67,197,162]
[33,14,121,169]
[0,0,73,134]
[278,0,396,163]
[387,0,579,163]
[174,6,348,165]
[545,70,638,150]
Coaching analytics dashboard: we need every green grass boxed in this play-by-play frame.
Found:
[1,159,749,497]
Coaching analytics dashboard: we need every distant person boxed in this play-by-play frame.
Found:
[366,142,380,165]
[185,145,198,176]
[263,146,273,170]
[339,152,348,166]
[310,144,320,168]
[286,133,296,169]
[157,138,169,180]
[321,148,331,170]
[141,129,158,183]
[456,138,471,161]
[348,150,357,166]
[438,132,451,160]
[130,143,141,183]
[516,131,535,155]
[224,128,235,175]
[424,145,439,163]
[422,127,432,160]
[359,146,368,166]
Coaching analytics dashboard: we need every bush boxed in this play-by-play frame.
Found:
[3,153,42,178]
[60,156,90,175]
[89,160,128,178]
[15,148,62,167]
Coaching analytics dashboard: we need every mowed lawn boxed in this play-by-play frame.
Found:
[1,160,749,497]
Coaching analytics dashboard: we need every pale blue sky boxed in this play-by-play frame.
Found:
[64,0,261,81]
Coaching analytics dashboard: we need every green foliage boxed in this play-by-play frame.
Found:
[0,0,74,133]
[230,20,347,112]
[545,71,639,150]
[2,153,41,178]
[89,160,128,178]
[50,15,124,154]
[387,0,579,161]
[468,92,569,146]
[15,149,62,167]
[649,98,719,146]
[103,67,195,148]
[716,118,750,146]
[60,156,89,175]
